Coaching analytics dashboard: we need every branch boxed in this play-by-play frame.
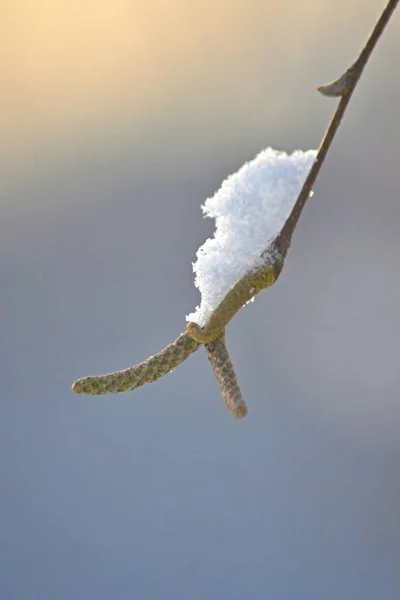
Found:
[72,0,398,417]
[186,248,283,344]
[279,0,399,247]
[186,0,399,344]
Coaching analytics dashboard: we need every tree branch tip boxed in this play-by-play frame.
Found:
[234,405,248,418]
[71,0,399,417]
[71,381,83,394]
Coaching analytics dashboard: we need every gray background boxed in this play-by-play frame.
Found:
[2,1,400,598]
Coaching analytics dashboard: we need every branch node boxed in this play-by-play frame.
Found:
[317,66,358,97]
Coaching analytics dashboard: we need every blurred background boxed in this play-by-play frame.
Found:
[2,1,400,598]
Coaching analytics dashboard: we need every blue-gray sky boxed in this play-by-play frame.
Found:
[2,1,400,598]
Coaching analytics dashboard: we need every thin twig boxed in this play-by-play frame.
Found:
[186,251,282,344]
[279,0,399,248]
[73,0,398,414]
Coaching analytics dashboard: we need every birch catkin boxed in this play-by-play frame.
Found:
[72,332,200,395]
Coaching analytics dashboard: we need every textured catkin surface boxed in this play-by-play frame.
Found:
[72,332,200,395]
[205,331,247,418]
[72,246,285,398]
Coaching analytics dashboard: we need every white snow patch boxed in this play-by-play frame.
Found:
[187,147,317,326]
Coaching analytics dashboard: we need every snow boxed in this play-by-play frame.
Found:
[186,147,317,326]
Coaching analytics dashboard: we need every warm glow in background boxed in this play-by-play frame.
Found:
[2,1,382,161]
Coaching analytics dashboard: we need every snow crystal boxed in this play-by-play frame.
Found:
[186,147,317,326]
